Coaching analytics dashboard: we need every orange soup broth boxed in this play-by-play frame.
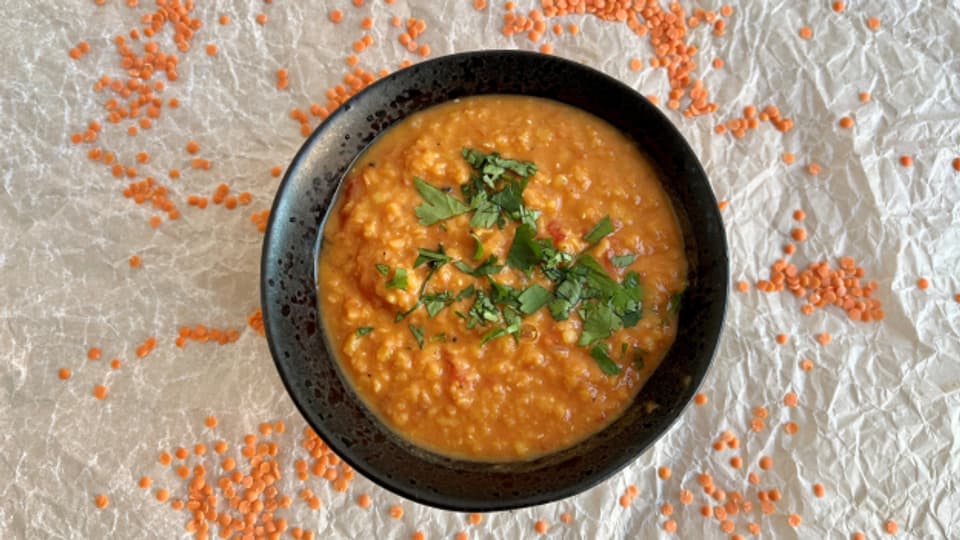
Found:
[318,95,687,461]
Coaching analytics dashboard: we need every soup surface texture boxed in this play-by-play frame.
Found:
[318,95,687,461]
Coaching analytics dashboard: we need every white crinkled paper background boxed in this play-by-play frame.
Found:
[1,0,959,538]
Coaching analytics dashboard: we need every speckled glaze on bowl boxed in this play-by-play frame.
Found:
[261,50,728,511]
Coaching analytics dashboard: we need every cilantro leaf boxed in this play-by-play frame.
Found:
[480,326,510,345]
[386,268,408,290]
[611,254,637,268]
[548,276,584,321]
[408,324,425,349]
[461,148,487,170]
[356,327,374,337]
[414,245,451,268]
[469,195,500,229]
[430,333,447,343]
[584,215,614,244]
[490,178,530,222]
[465,290,499,329]
[506,223,542,271]
[620,271,644,327]
[423,291,453,317]
[488,279,520,306]
[456,284,476,301]
[517,284,552,315]
[374,264,390,276]
[470,233,485,260]
[590,343,622,375]
[414,177,469,225]
[395,299,422,322]
[578,302,622,347]
[453,256,503,277]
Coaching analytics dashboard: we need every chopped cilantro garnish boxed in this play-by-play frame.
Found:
[465,289,499,329]
[408,324,425,349]
[611,254,637,268]
[414,177,469,225]
[584,215,614,244]
[356,327,374,337]
[386,268,408,290]
[430,333,447,343]
[395,150,646,376]
[480,326,510,345]
[456,284,476,301]
[423,291,453,317]
[578,302,622,346]
[590,343,621,375]
[548,275,584,321]
[375,263,390,276]
[517,284,552,315]
[414,246,452,268]
[470,233,484,260]
[469,194,500,229]
[506,223,542,271]
[453,256,503,277]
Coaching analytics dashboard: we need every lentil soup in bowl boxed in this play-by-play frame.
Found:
[262,51,727,511]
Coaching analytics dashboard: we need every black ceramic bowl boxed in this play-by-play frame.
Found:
[261,50,727,511]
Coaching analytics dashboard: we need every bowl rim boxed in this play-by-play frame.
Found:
[261,49,728,511]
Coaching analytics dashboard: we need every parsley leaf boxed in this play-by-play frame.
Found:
[356,327,374,337]
[506,223,542,271]
[423,291,453,317]
[414,177,469,225]
[611,254,637,268]
[578,302,622,346]
[470,233,485,260]
[414,245,452,268]
[590,343,622,375]
[584,215,614,244]
[374,264,390,276]
[453,255,503,277]
[408,324,425,349]
[517,284,552,315]
[386,268,408,290]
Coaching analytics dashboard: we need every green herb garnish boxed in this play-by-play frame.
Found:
[470,233,485,260]
[408,324,425,349]
[375,263,390,276]
[423,291,453,317]
[578,302,622,347]
[517,284,552,315]
[590,343,621,375]
[386,268,408,290]
[414,177,469,225]
[453,256,503,277]
[356,327,374,337]
[584,215,614,245]
[611,254,637,268]
[414,246,452,268]
[506,223,542,271]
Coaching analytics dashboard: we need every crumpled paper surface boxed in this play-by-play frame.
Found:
[2,0,959,538]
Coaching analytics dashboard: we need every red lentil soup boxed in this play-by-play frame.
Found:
[318,95,687,461]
